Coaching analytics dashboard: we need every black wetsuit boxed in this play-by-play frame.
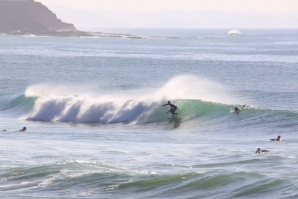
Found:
[163,102,177,116]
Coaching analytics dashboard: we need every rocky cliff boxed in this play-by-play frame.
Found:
[0,0,77,35]
[0,0,143,38]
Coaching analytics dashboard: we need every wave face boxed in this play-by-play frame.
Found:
[0,94,35,116]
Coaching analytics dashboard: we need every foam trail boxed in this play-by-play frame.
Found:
[25,75,240,124]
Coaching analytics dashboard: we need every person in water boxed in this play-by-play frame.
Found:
[271,136,281,141]
[255,148,270,154]
[162,101,177,117]
[19,127,26,132]
[234,107,240,112]
[235,105,246,112]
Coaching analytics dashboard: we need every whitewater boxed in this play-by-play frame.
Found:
[1,29,298,199]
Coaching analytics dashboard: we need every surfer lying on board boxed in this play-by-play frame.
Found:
[162,101,177,117]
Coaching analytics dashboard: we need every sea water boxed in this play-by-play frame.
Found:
[0,29,298,198]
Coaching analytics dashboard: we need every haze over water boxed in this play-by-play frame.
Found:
[1,28,298,198]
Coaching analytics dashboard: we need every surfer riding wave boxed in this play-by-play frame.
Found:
[162,101,177,117]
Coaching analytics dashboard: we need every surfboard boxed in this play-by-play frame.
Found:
[270,139,281,141]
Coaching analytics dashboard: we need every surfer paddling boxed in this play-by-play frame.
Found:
[2,127,26,132]
[255,148,270,154]
[19,127,26,132]
[162,101,177,117]
[271,136,281,141]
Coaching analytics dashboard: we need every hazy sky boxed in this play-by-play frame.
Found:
[37,0,298,28]
[38,0,298,13]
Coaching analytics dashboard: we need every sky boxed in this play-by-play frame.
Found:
[38,0,298,29]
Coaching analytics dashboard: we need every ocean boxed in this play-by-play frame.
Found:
[0,28,298,198]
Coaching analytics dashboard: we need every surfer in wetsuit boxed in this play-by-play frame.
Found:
[162,101,177,117]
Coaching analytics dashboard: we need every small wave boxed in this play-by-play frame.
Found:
[0,160,292,198]
[22,34,51,38]
[89,32,148,39]
[228,29,242,36]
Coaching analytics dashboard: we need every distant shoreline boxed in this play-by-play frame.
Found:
[0,30,145,39]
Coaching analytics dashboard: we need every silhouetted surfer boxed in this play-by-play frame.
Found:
[162,101,177,117]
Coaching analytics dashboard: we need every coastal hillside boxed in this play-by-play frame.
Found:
[0,0,76,35]
[0,0,142,38]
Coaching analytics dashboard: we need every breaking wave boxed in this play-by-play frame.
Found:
[1,76,298,125]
